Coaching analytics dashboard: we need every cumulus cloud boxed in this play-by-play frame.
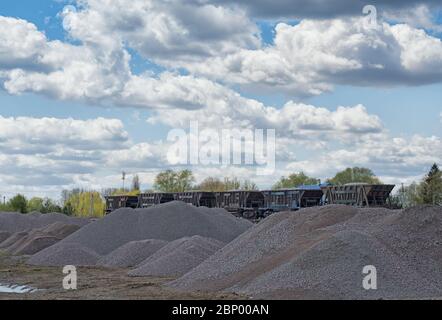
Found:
[0,16,131,101]
[147,99,384,143]
[0,116,133,189]
[285,134,442,181]
[2,12,442,102]
[61,0,261,63]
[0,116,129,153]
[185,18,442,96]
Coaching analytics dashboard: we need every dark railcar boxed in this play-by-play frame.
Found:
[105,195,139,214]
[138,192,175,208]
[215,191,265,219]
[262,185,324,213]
[321,183,395,207]
[174,191,217,208]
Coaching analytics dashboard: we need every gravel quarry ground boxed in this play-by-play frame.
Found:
[0,253,242,300]
[1,204,442,300]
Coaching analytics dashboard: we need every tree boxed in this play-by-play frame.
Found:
[327,167,381,185]
[9,194,28,213]
[175,170,194,192]
[132,174,141,191]
[63,191,105,218]
[391,182,420,209]
[27,197,44,212]
[418,163,442,205]
[62,201,75,216]
[154,170,195,192]
[196,177,259,192]
[41,198,62,213]
[224,177,241,191]
[241,179,259,191]
[196,177,226,192]
[273,172,320,190]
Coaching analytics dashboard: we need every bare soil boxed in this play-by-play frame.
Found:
[0,252,243,300]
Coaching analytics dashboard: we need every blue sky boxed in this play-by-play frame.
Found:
[0,0,441,199]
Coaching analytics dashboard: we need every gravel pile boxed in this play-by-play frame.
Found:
[129,236,225,277]
[0,212,89,233]
[12,236,60,256]
[28,242,101,266]
[0,222,83,256]
[0,231,11,243]
[97,239,169,268]
[0,231,29,249]
[170,205,442,299]
[38,201,251,257]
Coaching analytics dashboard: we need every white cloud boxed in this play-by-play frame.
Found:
[61,0,261,63]
[0,116,133,190]
[0,17,47,70]
[285,134,442,182]
[0,116,129,153]
[185,18,442,96]
[147,99,384,143]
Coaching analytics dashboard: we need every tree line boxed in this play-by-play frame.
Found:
[1,164,441,216]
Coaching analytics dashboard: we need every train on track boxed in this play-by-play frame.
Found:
[105,183,396,220]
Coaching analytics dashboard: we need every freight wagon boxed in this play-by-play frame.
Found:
[138,192,175,208]
[261,185,325,212]
[215,191,265,219]
[104,183,396,218]
[321,183,395,207]
[105,195,139,214]
[174,192,217,208]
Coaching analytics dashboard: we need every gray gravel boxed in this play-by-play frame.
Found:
[0,231,11,243]
[1,222,83,256]
[97,239,169,268]
[28,242,101,267]
[129,236,225,277]
[40,201,251,256]
[169,205,442,299]
[0,212,89,233]
[0,231,29,249]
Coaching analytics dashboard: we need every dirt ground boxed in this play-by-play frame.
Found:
[0,252,244,300]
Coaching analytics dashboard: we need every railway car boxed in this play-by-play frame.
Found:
[262,185,325,212]
[104,183,396,217]
[138,192,175,208]
[174,191,217,208]
[105,195,139,214]
[321,183,395,207]
[215,191,265,219]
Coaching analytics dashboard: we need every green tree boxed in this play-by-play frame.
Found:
[62,201,75,216]
[9,194,28,213]
[196,177,259,192]
[64,191,105,218]
[327,167,381,185]
[27,197,44,212]
[418,163,442,205]
[154,170,195,192]
[224,177,241,191]
[196,177,226,192]
[273,172,320,190]
[41,198,62,213]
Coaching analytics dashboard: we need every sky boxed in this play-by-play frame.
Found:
[0,0,441,199]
